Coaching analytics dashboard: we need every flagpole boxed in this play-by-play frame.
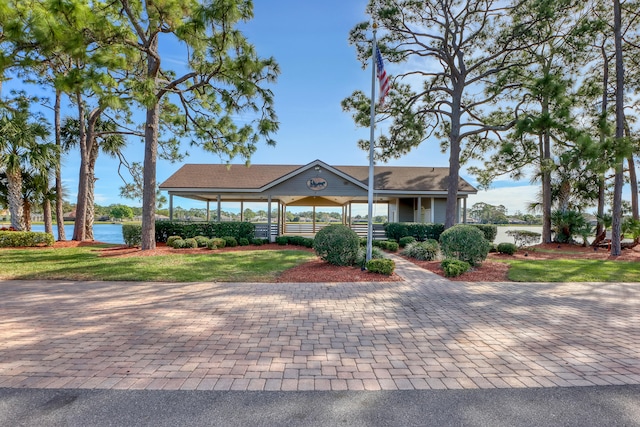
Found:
[366,23,377,263]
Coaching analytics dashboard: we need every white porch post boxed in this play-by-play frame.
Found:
[312,206,316,233]
[267,196,273,242]
[430,197,435,223]
[169,194,174,221]
[417,196,422,223]
[240,201,244,222]
[463,197,467,224]
[206,201,210,222]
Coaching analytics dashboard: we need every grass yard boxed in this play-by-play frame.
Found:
[0,246,316,282]
[505,258,640,282]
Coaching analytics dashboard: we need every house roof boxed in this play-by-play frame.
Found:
[160,161,477,194]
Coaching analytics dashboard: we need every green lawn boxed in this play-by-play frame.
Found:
[0,246,316,282]
[504,259,640,282]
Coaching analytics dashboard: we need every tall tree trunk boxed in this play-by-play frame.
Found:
[84,118,102,240]
[7,169,24,230]
[541,100,553,243]
[141,36,160,250]
[85,176,96,240]
[596,45,609,238]
[22,198,31,231]
[611,0,624,256]
[43,199,53,235]
[445,84,463,229]
[624,119,638,220]
[54,89,66,241]
[72,91,89,241]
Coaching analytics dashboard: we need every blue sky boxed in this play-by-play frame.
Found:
[9,0,548,215]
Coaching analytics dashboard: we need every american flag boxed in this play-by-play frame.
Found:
[375,46,390,105]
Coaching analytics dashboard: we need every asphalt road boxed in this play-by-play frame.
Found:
[1,385,639,426]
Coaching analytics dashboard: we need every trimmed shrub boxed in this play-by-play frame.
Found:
[275,236,289,245]
[206,239,218,250]
[377,240,399,252]
[211,238,226,248]
[154,221,255,243]
[313,224,360,266]
[441,258,470,277]
[184,238,198,248]
[384,222,409,242]
[366,259,396,276]
[194,235,210,248]
[497,242,517,255]
[399,236,416,248]
[251,238,264,246]
[166,235,183,247]
[288,236,314,248]
[470,224,498,242]
[222,236,238,247]
[0,231,54,247]
[238,237,250,246]
[171,238,187,248]
[122,224,142,247]
[402,240,439,261]
[406,223,445,241]
[439,225,489,267]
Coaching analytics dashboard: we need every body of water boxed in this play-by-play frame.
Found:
[30,223,125,244]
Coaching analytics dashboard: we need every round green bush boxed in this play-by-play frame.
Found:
[166,235,183,248]
[275,236,289,245]
[251,238,264,246]
[206,239,218,250]
[440,258,470,277]
[194,235,210,248]
[366,258,396,276]
[184,238,198,248]
[222,236,238,247]
[401,239,439,261]
[171,238,186,249]
[399,236,416,248]
[497,242,517,255]
[313,224,360,266]
[238,237,250,246]
[211,237,226,248]
[439,225,489,266]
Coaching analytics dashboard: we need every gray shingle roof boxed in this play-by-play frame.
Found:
[159,162,476,193]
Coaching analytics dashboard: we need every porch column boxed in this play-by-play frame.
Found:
[463,197,467,224]
[169,194,174,221]
[217,195,221,223]
[396,199,400,222]
[417,196,422,223]
[283,204,287,234]
[206,201,210,222]
[430,197,435,223]
[240,201,244,222]
[312,206,316,233]
[267,196,273,242]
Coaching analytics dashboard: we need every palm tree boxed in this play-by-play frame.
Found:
[0,95,49,230]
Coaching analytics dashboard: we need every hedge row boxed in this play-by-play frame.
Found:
[155,221,255,243]
[0,231,54,247]
[384,223,445,242]
[384,222,497,243]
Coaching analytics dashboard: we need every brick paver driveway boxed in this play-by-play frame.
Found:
[1,256,639,391]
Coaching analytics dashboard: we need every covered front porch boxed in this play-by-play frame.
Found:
[159,160,476,241]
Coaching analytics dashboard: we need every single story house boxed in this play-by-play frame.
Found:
[159,159,477,240]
